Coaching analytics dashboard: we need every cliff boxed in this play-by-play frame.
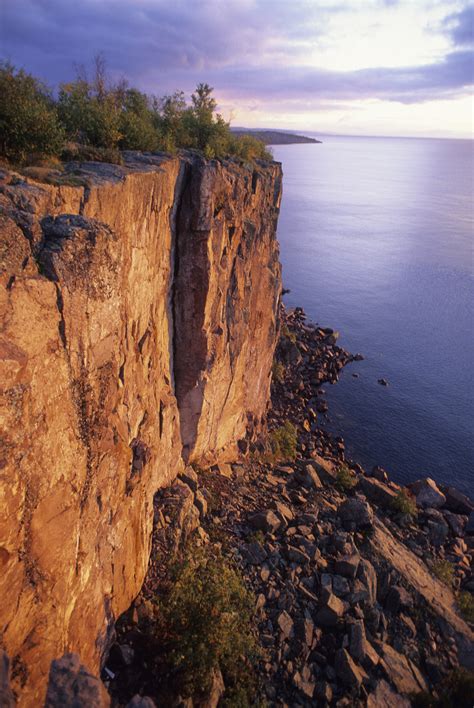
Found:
[0,152,282,705]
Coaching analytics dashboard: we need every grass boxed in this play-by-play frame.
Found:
[390,489,418,518]
[458,591,474,623]
[268,421,298,461]
[431,560,455,587]
[335,465,357,493]
[271,360,285,384]
[155,546,260,704]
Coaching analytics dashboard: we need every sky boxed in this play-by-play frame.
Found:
[1,0,473,138]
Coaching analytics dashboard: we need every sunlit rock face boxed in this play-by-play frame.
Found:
[0,153,282,706]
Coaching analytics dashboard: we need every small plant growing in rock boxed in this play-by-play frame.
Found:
[156,546,260,703]
[390,489,417,518]
[269,421,298,461]
[431,559,454,587]
[458,591,474,623]
[280,324,296,344]
[335,465,357,493]
[272,360,285,384]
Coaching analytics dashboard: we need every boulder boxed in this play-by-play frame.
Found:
[358,477,398,507]
[367,680,410,708]
[338,498,374,529]
[380,644,427,695]
[277,610,294,639]
[410,478,446,509]
[0,650,15,708]
[334,648,367,687]
[315,594,345,627]
[308,455,338,485]
[248,510,281,534]
[444,487,474,515]
[357,558,378,606]
[335,553,361,579]
[44,653,110,708]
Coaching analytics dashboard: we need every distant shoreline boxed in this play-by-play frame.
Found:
[231,129,321,145]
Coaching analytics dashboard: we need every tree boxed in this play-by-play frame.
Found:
[0,62,64,162]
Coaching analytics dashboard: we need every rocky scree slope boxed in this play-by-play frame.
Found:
[0,152,282,705]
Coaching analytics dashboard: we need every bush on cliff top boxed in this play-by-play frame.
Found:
[269,421,298,461]
[0,57,272,165]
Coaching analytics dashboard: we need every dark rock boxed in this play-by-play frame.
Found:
[45,653,110,708]
[314,680,333,702]
[444,487,474,515]
[358,477,398,507]
[179,466,199,492]
[338,498,374,529]
[357,559,377,606]
[349,620,368,662]
[385,585,413,614]
[443,510,467,536]
[378,378,388,386]
[0,650,15,708]
[410,478,446,509]
[380,644,428,694]
[315,594,345,627]
[428,519,449,546]
[126,697,157,708]
[248,510,281,534]
[308,455,338,485]
[335,553,360,579]
[334,648,367,687]
[277,610,294,639]
[367,680,410,708]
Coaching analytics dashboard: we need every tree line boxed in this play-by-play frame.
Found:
[0,57,272,165]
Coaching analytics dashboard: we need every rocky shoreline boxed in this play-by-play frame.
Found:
[103,306,474,707]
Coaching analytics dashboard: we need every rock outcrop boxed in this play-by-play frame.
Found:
[0,152,282,705]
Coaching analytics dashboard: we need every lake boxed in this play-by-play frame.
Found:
[273,136,474,496]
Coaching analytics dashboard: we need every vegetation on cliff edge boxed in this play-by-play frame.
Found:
[0,56,273,165]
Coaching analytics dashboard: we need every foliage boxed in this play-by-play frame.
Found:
[458,591,474,623]
[431,560,454,587]
[335,465,357,493]
[280,324,297,344]
[272,360,285,384]
[0,59,272,165]
[0,61,64,162]
[156,546,259,702]
[412,668,474,708]
[391,488,417,518]
[269,421,298,461]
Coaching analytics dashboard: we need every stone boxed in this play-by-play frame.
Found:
[277,610,294,639]
[357,558,377,606]
[349,620,367,662]
[295,617,314,648]
[293,669,315,698]
[335,553,360,579]
[308,454,339,485]
[127,697,157,708]
[201,667,225,708]
[338,498,374,529]
[179,466,199,492]
[367,680,410,708]
[44,653,110,708]
[444,487,474,515]
[315,594,345,627]
[410,478,446,509]
[334,648,367,687]
[384,585,413,614]
[194,490,208,519]
[0,650,15,708]
[286,545,311,565]
[443,510,467,536]
[249,510,281,534]
[272,500,294,521]
[314,680,333,702]
[300,463,323,489]
[358,477,398,507]
[467,511,474,535]
[428,519,449,546]
[380,644,428,694]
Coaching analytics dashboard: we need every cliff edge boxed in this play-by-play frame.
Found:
[0,152,282,705]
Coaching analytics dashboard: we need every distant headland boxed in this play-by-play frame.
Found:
[231,128,322,145]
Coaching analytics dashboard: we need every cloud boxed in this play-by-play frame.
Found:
[0,0,472,112]
[443,4,474,47]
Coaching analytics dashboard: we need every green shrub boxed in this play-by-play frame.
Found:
[0,62,64,163]
[335,465,357,493]
[281,324,297,344]
[431,559,455,587]
[272,361,285,384]
[391,489,417,518]
[412,668,474,708]
[156,547,259,702]
[269,421,298,461]
[458,591,474,623]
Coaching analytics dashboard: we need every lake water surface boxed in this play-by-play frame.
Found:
[272,136,473,495]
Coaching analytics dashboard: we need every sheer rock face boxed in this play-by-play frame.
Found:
[0,153,282,705]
